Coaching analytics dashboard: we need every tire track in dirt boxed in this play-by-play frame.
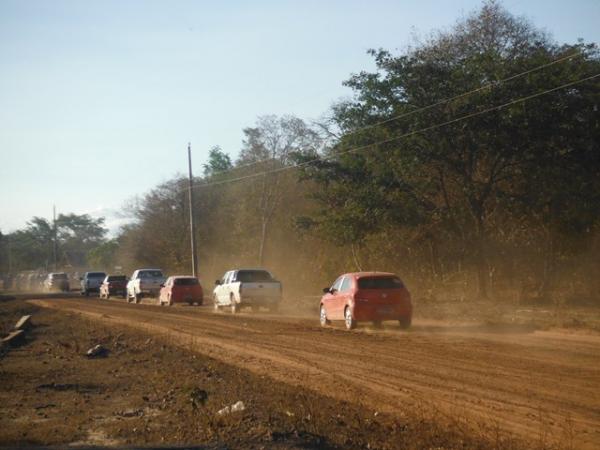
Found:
[31,298,600,449]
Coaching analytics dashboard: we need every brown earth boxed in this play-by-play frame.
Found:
[3,296,600,449]
[1,298,497,450]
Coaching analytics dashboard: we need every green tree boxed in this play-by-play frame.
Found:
[87,239,120,271]
[297,0,600,299]
[2,213,108,271]
[203,146,233,177]
[55,213,108,267]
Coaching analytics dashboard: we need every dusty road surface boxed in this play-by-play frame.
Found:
[32,297,600,449]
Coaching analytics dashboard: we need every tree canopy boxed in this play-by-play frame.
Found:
[296,0,600,298]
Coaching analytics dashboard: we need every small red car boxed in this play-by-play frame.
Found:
[99,274,128,299]
[320,272,412,330]
[159,276,203,306]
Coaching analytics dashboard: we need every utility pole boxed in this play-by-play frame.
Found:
[53,205,58,271]
[187,143,198,277]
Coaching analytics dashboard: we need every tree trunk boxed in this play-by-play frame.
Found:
[350,243,362,271]
[475,215,489,300]
[258,219,268,267]
[539,225,555,303]
[428,238,441,280]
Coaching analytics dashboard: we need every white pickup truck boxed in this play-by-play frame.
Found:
[126,269,165,303]
[213,268,282,313]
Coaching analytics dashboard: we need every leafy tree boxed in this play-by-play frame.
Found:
[297,0,600,299]
[1,213,108,271]
[56,213,107,246]
[238,115,322,265]
[87,239,120,271]
[9,217,56,270]
[203,146,233,177]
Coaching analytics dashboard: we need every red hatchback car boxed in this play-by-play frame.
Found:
[159,276,203,306]
[320,272,412,330]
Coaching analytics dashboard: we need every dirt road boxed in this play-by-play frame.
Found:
[32,297,600,449]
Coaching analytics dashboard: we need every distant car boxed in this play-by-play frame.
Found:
[319,272,412,330]
[80,271,107,296]
[127,269,165,303]
[44,272,70,292]
[159,276,203,306]
[99,274,128,299]
[213,268,282,313]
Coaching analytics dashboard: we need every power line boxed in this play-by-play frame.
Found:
[202,50,581,179]
[188,72,599,190]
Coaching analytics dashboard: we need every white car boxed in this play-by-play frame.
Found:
[213,268,282,313]
[126,269,165,303]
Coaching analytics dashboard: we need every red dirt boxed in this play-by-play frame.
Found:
[28,297,600,449]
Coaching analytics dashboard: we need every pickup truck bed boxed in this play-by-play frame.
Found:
[213,269,282,312]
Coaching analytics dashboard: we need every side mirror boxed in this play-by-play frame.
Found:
[215,280,221,285]
[79,277,83,281]
[159,283,165,288]
[323,287,331,294]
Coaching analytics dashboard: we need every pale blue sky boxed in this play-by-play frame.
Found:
[1,0,598,233]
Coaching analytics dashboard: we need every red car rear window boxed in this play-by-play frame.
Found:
[357,276,404,289]
[174,278,199,286]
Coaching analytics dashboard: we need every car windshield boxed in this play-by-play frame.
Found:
[174,278,199,286]
[107,275,126,281]
[140,270,163,278]
[236,270,273,283]
[357,276,404,289]
[88,272,106,278]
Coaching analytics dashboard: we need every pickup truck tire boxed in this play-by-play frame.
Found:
[134,292,141,304]
[230,295,238,314]
[84,289,89,297]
